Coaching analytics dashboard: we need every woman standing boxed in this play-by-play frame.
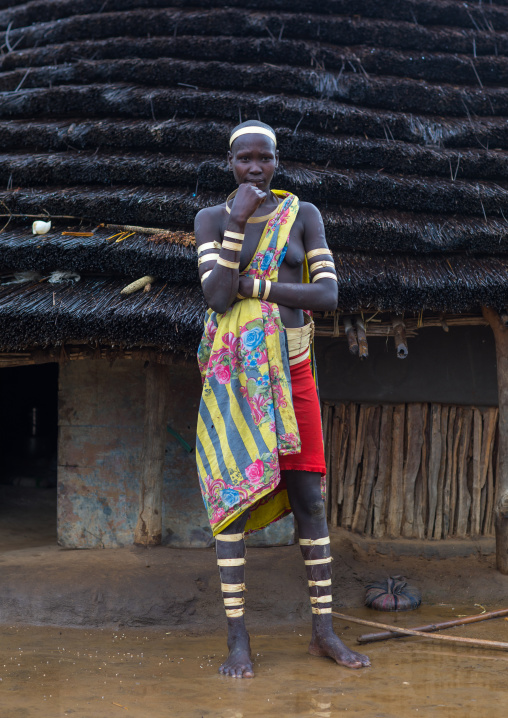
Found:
[195,121,370,678]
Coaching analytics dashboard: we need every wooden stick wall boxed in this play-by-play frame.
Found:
[322,402,499,539]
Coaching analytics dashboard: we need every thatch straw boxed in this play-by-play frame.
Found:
[2,0,508,346]
[332,253,508,314]
[3,57,508,118]
[4,34,508,89]
[3,86,508,153]
[1,238,507,315]
[0,276,206,353]
[5,124,508,183]
[3,192,508,257]
[0,223,197,280]
[5,5,508,56]
[4,0,508,32]
[2,155,508,219]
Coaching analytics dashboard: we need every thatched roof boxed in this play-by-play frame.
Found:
[1,0,508,352]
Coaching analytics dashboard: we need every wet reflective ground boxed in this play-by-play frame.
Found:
[1,606,507,718]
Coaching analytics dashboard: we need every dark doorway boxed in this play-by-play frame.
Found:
[0,363,58,549]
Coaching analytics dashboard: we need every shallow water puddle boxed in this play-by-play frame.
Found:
[0,606,507,717]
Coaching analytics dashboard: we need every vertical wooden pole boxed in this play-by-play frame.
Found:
[387,404,405,537]
[373,404,394,538]
[134,362,171,546]
[401,403,424,538]
[482,307,508,573]
[433,405,449,540]
[442,406,457,537]
[330,405,344,527]
[352,406,381,534]
[342,403,364,529]
[455,408,473,538]
[413,403,429,539]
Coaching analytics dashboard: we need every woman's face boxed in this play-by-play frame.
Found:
[227,135,279,192]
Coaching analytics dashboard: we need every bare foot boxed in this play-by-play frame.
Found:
[309,630,370,669]
[219,629,254,678]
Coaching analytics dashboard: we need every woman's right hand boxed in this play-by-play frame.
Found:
[229,184,267,224]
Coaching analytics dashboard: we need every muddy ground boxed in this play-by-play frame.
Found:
[0,484,506,630]
[2,487,508,717]
[2,608,508,718]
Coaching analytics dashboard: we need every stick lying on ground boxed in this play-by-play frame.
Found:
[331,611,508,651]
[357,607,508,644]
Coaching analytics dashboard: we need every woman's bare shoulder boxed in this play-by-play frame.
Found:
[194,203,226,236]
[297,201,323,220]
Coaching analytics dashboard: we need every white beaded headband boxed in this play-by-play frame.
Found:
[229,126,277,147]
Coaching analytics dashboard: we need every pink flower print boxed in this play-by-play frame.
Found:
[268,452,279,471]
[222,332,240,353]
[210,346,228,364]
[245,459,265,486]
[211,504,226,524]
[257,347,268,365]
[238,390,268,425]
[250,393,268,424]
[279,432,299,450]
[264,320,277,336]
[207,322,217,342]
[213,363,231,384]
[206,476,227,498]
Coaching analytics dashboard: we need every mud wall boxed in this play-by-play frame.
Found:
[57,359,209,548]
[57,359,294,548]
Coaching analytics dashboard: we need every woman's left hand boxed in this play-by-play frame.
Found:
[238,276,254,299]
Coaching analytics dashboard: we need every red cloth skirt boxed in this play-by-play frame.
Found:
[278,357,327,476]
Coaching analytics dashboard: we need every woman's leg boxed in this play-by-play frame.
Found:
[215,510,254,678]
[285,470,370,669]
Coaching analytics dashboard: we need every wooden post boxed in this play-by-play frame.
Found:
[426,405,442,538]
[401,403,424,538]
[433,405,449,540]
[134,362,171,546]
[455,408,473,538]
[482,307,508,572]
[387,404,405,537]
[413,403,429,538]
[373,405,394,538]
[352,406,381,534]
[330,405,344,527]
[442,406,457,537]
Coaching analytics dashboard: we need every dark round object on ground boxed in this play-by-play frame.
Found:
[365,576,421,612]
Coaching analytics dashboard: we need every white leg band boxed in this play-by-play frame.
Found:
[312,606,332,615]
[221,583,246,593]
[224,597,245,607]
[299,537,330,546]
[225,608,245,618]
[217,557,246,567]
[216,533,244,542]
[304,557,333,566]
[308,579,332,587]
[310,595,333,604]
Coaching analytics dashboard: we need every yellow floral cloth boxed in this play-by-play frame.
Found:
[196,191,301,535]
